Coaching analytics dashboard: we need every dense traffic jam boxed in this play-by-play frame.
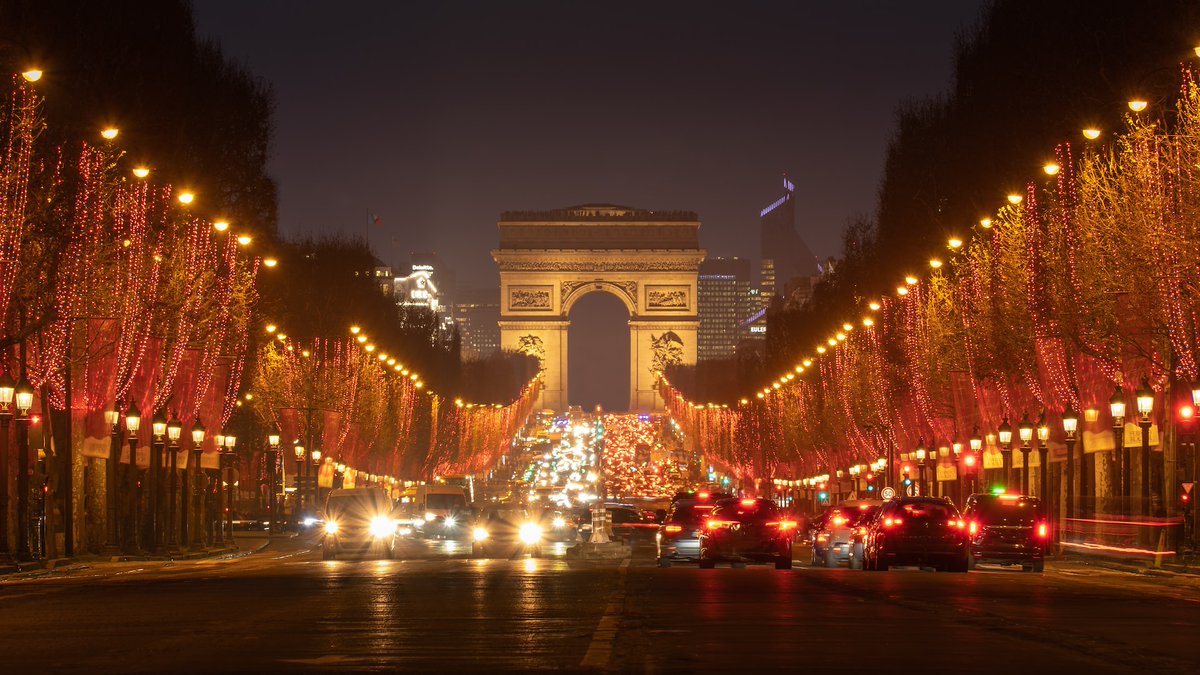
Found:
[313,410,1050,572]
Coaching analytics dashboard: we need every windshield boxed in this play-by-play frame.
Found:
[667,503,716,526]
[427,493,467,511]
[326,492,392,518]
[973,497,1039,525]
[711,501,780,523]
[898,501,958,520]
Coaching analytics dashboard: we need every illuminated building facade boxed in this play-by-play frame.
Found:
[697,257,752,361]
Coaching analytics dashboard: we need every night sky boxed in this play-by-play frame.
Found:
[194,1,985,409]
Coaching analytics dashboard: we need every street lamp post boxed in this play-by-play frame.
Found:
[189,421,206,550]
[149,411,167,553]
[1110,386,1128,515]
[223,435,237,546]
[1037,413,1050,516]
[312,449,323,511]
[998,418,1014,491]
[1062,407,1079,527]
[267,431,280,536]
[1135,376,1154,518]
[952,441,963,505]
[13,377,34,561]
[294,443,306,528]
[1018,413,1034,495]
[0,372,14,564]
[968,426,983,497]
[166,417,182,553]
[123,401,141,552]
[102,406,122,553]
[915,440,928,497]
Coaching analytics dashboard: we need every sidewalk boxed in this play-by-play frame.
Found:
[1055,552,1200,578]
[0,531,283,579]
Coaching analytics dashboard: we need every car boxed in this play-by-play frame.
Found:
[578,504,658,543]
[538,508,579,543]
[811,500,884,568]
[320,488,399,561]
[861,497,969,572]
[229,510,271,531]
[655,496,721,566]
[472,506,544,558]
[847,507,885,570]
[961,493,1047,572]
[697,497,796,570]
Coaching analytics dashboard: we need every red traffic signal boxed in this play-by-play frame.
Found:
[1180,404,1196,422]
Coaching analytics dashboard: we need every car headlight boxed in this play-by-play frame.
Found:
[324,521,339,534]
[519,522,543,545]
[370,516,396,538]
[473,527,489,542]
[303,517,318,527]
[552,517,566,529]
[445,516,457,528]
[424,512,436,522]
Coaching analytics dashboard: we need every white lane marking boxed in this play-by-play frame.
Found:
[580,558,630,670]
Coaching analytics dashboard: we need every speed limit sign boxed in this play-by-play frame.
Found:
[881,486,896,500]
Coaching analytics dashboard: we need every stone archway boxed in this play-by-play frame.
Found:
[492,204,705,412]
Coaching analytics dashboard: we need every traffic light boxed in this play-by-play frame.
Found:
[865,472,876,493]
[1179,404,1196,424]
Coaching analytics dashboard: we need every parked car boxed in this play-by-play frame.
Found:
[961,493,1047,572]
[698,497,796,570]
[861,497,969,572]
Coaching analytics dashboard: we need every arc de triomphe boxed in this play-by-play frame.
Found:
[492,204,704,412]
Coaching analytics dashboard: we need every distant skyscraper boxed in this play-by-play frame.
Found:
[697,257,752,361]
[760,175,818,290]
[454,288,501,359]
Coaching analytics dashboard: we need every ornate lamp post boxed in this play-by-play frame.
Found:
[926,445,939,498]
[1135,376,1154,518]
[102,405,123,553]
[968,427,983,497]
[267,431,281,535]
[1062,407,1079,525]
[121,401,142,552]
[148,410,167,553]
[166,416,182,553]
[951,441,963,505]
[189,420,206,549]
[0,372,14,563]
[312,448,323,511]
[223,434,237,546]
[1037,413,1050,518]
[915,440,928,496]
[1018,413,1034,495]
[294,443,306,527]
[1110,386,1128,514]
[998,418,1014,491]
[12,377,34,561]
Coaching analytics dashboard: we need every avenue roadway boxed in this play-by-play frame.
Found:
[1,535,1198,673]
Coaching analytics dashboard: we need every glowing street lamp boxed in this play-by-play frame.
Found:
[21,69,43,82]
[1063,406,1080,521]
[998,417,1013,490]
[1135,376,1154,517]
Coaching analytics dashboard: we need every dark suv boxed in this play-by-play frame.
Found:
[961,493,1047,572]
[656,497,720,566]
[861,497,969,572]
[698,498,795,570]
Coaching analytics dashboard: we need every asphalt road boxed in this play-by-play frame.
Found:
[2,535,1198,673]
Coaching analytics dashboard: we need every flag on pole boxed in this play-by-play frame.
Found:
[372,214,383,225]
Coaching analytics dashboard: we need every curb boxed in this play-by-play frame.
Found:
[0,536,275,581]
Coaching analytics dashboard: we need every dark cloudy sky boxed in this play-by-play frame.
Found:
[194,1,985,291]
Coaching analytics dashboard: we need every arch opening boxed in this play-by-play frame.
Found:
[567,290,630,412]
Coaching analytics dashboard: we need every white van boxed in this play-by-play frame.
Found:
[397,485,470,539]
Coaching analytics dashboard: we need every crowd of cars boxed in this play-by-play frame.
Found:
[806,492,1048,573]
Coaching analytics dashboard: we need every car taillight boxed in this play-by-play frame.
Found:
[949,519,965,529]
[968,521,978,535]
[832,516,847,526]
[1037,522,1048,539]
[767,520,797,530]
[664,525,683,533]
[884,517,903,528]
[706,519,735,530]
[856,526,867,536]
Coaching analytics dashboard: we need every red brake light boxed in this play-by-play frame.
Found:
[706,519,735,530]
[698,491,709,499]
[969,521,978,535]
[832,516,847,526]
[1037,522,1048,539]
[664,525,682,533]
[884,517,903,527]
[768,520,797,530]
[740,499,756,507]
